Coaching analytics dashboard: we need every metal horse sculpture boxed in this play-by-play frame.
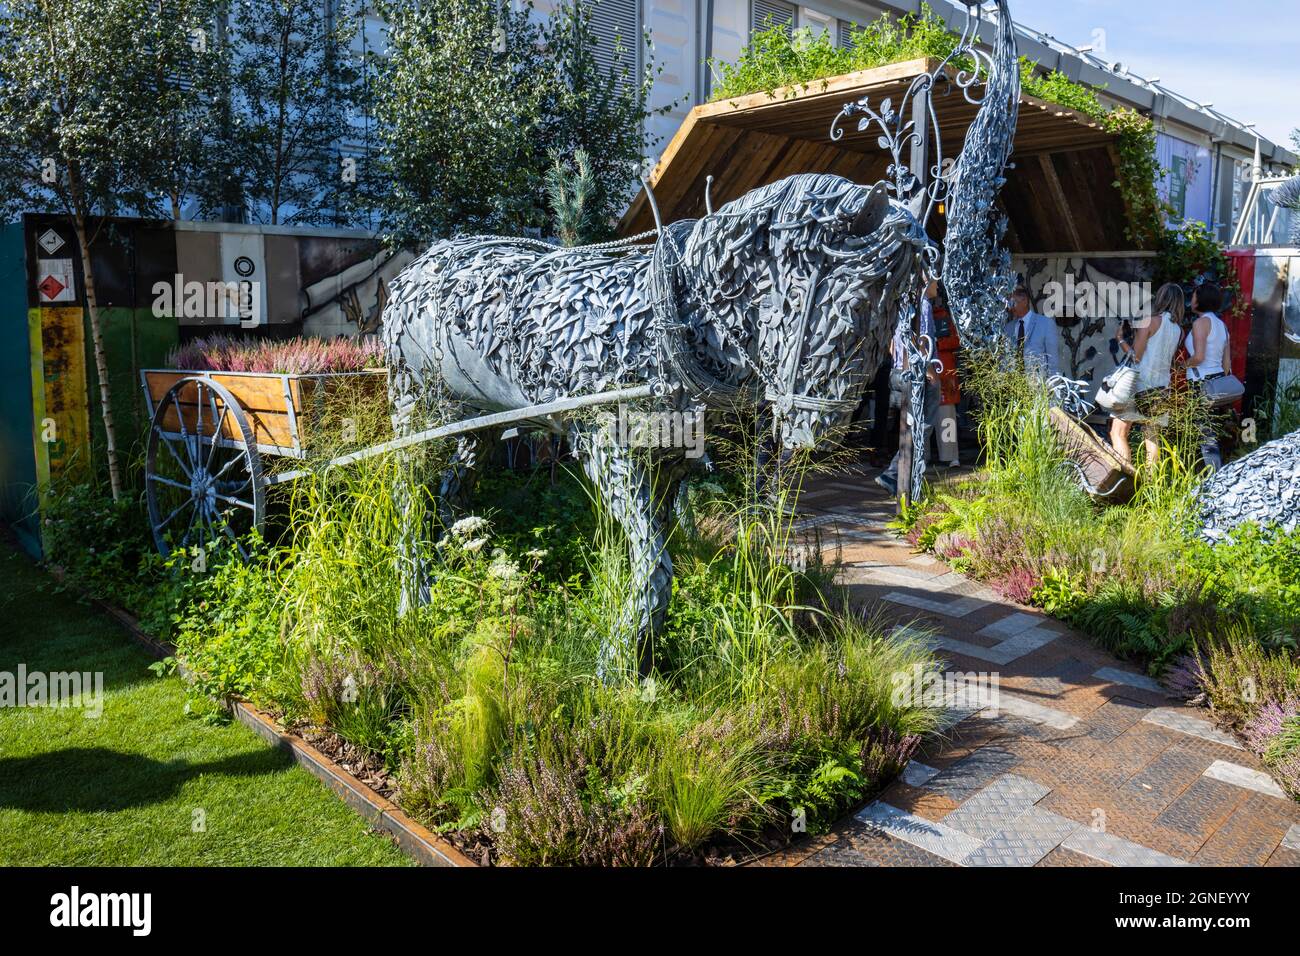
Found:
[381,0,1022,676]
[383,177,929,675]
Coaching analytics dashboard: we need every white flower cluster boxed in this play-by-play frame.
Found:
[450,515,489,538]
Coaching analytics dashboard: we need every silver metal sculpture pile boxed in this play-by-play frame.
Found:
[1198,175,1300,541]
[381,0,1021,676]
[1199,429,1300,541]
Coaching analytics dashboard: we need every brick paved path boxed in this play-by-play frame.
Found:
[759,472,1300,868]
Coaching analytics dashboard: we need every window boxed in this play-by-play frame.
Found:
[837,17,858,49]
[590,0,641,85]
[752,0,796,37]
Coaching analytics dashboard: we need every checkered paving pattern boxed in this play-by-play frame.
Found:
[764,474,1300,869]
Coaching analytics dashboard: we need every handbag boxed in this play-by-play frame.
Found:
[1200,373,1245,408]
[1095,359,1140,411]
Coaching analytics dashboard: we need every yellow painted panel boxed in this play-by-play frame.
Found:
[33,306,91,485]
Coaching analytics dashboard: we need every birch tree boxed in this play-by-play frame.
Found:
[0,0,218,499]
[221,0,365,226]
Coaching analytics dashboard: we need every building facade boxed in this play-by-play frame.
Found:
[517,0,1295,241]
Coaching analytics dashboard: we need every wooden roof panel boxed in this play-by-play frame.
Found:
[620,58,1136,253]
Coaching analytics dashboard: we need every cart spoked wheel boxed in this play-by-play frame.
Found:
[146,376,265,560]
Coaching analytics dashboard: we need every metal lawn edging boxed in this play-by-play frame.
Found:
[46,565,475,868]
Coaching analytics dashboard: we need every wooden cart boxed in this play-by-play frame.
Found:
[1049,406,1137,504]
[140,366,651,559]
[139,368,388,557]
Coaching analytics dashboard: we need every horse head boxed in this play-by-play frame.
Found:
[674,173,933,450]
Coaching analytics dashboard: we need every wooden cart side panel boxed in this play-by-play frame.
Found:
[144,371,297,450]
[142,370,390,455]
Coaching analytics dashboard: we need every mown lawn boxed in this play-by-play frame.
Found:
[0,541,411,866]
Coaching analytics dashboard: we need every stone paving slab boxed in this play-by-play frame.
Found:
[855,801,984,864]
[901,760,941,788]
[986,690,1081,730]
[1061,827,1191,867]
[1203,760,1288,799]
[1142,707,1244,750]
[1285,823,1300,851]
[1093,666,1165,695]
[883,590,992,619]
[962,807,1082,867]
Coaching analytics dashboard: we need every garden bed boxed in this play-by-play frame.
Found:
[893,364,1300,802]
[41,445,950,866]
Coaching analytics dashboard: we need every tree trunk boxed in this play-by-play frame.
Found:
[72,213,124,501]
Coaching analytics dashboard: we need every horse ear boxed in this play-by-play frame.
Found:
[850,182,891,236]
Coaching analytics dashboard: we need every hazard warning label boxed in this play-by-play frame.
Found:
[37,258,76,303]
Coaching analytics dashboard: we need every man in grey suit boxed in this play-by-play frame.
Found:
[1002,286,1060,378]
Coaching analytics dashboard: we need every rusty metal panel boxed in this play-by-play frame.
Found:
[263,233,302,325]
[1247,251,1291,404]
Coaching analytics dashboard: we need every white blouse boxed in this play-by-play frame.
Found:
[1185,312,1228,381]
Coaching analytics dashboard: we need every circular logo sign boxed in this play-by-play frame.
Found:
[233,255,256,278]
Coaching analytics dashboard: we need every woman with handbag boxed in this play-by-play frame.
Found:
[1108,283,1184,465]
[1184,283,1238,472]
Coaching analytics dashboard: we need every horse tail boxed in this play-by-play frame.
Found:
[940,0,1019,345]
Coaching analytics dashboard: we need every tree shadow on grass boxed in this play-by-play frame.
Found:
[0,746,295,813]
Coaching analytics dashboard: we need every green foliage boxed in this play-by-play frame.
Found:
[1020,62,1106,119]
[0,0,213,220]
[172,539,285,707]
[217,0,367,227]
[709,6,960,103]
[1198,627,1300,731]
[1032,567,1087,618]
[375,0,663,244]
[546,149,598,247]
[1154,218,1240,299]
[1099,107,1172,249]
[905,360,1300,676]
[1250,372,1300,443]
[49,423,946,862]
[42,479,186,639]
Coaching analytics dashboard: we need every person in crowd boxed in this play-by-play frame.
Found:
[876,279,941,495]
[1108,283,1184,466]
[1002,286,1061,378]
[1184,282,1232,472]
[1108,318,1136,459]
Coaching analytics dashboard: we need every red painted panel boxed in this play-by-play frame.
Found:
[1225,250,1255,383]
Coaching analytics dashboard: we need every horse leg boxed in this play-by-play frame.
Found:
[438,431,497,531]
[573,426,671,681]
[389,365,433,614]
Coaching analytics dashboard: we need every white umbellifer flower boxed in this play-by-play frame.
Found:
[488,558,520,581]
[524,548,549,560]
[450,515,488,538]
[463,537,488,553]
